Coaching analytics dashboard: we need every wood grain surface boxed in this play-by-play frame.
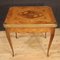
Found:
[4,6,57,26]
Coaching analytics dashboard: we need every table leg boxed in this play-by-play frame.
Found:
[15,33,18,38]
[5,28,14,56]
[45,32,46,38]
[47,28,55,56]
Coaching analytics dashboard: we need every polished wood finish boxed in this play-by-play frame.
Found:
[4,6,57,28]
[4,6,57,56]
[4,6,56,24]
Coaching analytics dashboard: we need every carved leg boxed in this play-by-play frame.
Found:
[5,28,14,56]
[47,28,55,56]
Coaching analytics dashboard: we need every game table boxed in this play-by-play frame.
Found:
[3,6,57,56]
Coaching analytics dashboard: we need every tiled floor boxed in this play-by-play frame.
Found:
[0,28,60,60]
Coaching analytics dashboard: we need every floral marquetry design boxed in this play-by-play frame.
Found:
[19,10,43,19]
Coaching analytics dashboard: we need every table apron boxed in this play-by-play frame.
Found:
[5,27,54,33]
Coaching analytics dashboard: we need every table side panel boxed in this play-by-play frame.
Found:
[6,27,52,33]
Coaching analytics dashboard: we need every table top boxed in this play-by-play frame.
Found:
[4,6,57,28]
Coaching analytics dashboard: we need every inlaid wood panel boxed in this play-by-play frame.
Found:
[4,6,57,28]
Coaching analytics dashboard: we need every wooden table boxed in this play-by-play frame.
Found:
[3,6,57,56]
